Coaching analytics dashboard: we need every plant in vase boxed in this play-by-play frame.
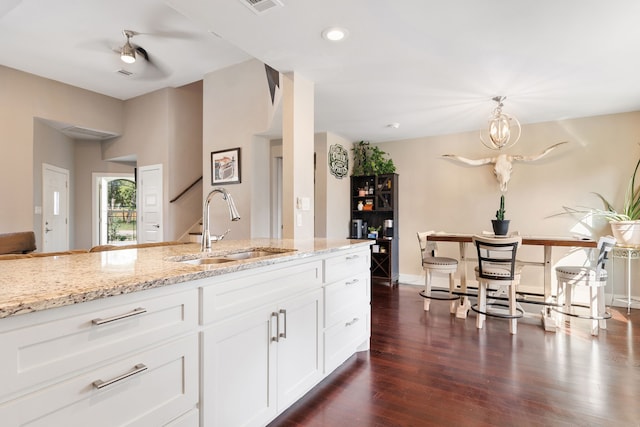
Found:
[557,156,640,246]
[368,226,380,239]
[351,141,396,176]
[492,194,510,236]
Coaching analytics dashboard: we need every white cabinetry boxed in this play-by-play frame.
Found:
[201,260,323,427]
[0,243,372,427]
[323,249,371,374]
[0,288,199,426]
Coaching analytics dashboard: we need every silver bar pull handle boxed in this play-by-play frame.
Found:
[345,279,359,286]
[271,312,280,342]
[279,309,287,339]
[346,255,359,260]
[92,363,147,390]
[345,317,359,327]
[92,307,147,325]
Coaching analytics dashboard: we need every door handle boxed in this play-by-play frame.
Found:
[271,312,280,342]
[279,309,287,340]
[92,307,147,325]
[45,227,53,233]
[152,224,160,229]
[92,364,148,390]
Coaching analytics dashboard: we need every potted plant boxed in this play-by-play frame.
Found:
[351,141,396,176]
[560,156,640,246]
[492,194,510,236]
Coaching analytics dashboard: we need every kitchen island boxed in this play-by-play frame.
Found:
[0,238,372,426]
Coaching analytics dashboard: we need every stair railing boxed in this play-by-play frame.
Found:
[170,176,203,203]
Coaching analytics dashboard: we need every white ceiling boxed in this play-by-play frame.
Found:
[2,0,640,143]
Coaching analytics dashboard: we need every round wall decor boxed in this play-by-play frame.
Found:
[328,144,348,178]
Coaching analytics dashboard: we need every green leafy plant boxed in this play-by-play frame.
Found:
[496,194,506,220]
[559,157,640,222]
[351,141,396,176]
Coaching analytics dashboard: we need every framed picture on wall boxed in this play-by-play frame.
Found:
[211,147,241,185]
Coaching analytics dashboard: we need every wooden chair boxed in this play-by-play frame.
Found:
[417,232,459,313]
[471,235,523,334]
[554,235,616,336]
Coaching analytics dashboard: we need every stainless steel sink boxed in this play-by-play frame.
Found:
[180,257,235,265]
[175,248,295,265]
[223,250,290,260]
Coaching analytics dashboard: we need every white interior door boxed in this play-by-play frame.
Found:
[138,164,163,243]
[42,163,69,252]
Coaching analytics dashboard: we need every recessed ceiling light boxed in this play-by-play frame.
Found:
[322,27,348,42]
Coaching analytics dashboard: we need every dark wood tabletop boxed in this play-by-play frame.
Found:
[427,233,597,248]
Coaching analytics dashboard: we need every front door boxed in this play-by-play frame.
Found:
[138,164,163,243]
[42,163,69,252]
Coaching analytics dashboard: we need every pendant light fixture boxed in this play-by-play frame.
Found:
[479,96,521,150]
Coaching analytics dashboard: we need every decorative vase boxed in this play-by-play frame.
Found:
[609,220,640,247]
[491,219,510,236]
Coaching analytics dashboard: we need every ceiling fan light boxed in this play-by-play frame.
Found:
[120,42,136,64]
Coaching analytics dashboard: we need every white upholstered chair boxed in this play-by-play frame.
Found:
[471,235,523,334]
[554,235,616,336]
[417,232,459,313]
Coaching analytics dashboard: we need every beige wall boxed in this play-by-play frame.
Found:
[167,82,204,241]
[282,72,315,239]
[0,65,123,234]
[376,111,640,302]
[315,132,352,239]
[96,84,204,242]
[203,59,275,239]
[2,66,201,246]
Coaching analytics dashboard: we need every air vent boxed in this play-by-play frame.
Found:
[117,69,133,76]
[239,0,283,14]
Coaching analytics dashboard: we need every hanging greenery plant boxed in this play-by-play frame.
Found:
[351,141,396,176]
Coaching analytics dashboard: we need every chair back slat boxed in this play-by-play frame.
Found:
[472,235,522,281]
[417,231,437,262]
[595,235,616,275]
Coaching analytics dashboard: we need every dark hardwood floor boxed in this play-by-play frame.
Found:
[269,283,640,427]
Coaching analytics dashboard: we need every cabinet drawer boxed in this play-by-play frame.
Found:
[324,306,369,374]
[0,288,197,399]
[324,272,368,328]
[324,249,370,283]
[201,260,322,325]
[0,334,199,427]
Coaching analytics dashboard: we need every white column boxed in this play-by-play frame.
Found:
[282,72,314,239]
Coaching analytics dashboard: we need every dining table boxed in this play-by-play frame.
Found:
[427,232,597,331]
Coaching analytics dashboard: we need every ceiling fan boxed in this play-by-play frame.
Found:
[114,30,167,79]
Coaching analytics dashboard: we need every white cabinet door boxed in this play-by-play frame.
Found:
[202,288,323,427]
[276,288,323,410]
[202,307,277,427]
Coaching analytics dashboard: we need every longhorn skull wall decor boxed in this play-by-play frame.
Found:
[442,141,568,192]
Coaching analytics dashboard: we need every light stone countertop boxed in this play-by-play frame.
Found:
[0,238,372,319]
